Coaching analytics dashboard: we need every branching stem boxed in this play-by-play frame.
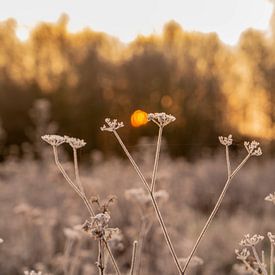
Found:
[53,146,94,216]
[182,153,251,273]
[113,130,183,275]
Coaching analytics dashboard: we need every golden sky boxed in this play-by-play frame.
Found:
[0,0,273,45]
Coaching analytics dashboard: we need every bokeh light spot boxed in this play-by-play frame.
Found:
[131,110,148,127]
[161,95,173,108]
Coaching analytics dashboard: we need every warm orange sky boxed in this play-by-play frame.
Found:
[0,0,274,44]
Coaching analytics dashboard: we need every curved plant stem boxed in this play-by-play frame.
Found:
[53,146,95,216]
[182,153,251,274]
[73,148,84,193]
[104,240,121,275]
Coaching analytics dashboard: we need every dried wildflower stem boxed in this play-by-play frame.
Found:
[182,153,251,274]
[150,193,183,273]
[225,145,231,177]
[113,131,183,275]
[73,148,84,193]
[129,241,138,275]
[113,131,150,191]
[97,240,105,275]
[271,244,274,275]
[103,240,121,275]
[252,246,267,275]
[242,260,261,275]
[150,126,163,192]
[52,146,95,216]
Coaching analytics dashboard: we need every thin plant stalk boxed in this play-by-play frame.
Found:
[98,240,105,275]
[52,146,95,216]
[241,260,261,275]
[104,240,122,275]
[150,126,163,192]
[252,246,267,275]
[50,140,121,275]
[113,131,150,191]
[73,148,84,193]
[113,130,183,275]
[225,145,231,177]
[129,241,138,275]
[182,152,251,273]
[271,243,274,275]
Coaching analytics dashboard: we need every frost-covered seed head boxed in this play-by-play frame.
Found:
[239,234,264,247]
[100,118,124,132]
[92,213,110,228]
[235,248,250,261]
[218,134,233,146]
[41,134,65,146]
[268,232,275,244]
[265,193,275,204]
[82,213,119,241]
[244,140,262,156]
[147,112,176,127]
[64,136,86,149]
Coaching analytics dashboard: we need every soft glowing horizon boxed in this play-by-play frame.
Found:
[0,0,274,45]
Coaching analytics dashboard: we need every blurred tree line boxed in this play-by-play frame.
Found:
[1,13,275,159]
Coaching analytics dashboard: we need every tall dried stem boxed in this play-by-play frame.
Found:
[112,130,183,275]
[150,126,163,192]
[73,148,84,193]
[129,241,138,275]
[251,246,267,275]
[182,152,251,273]
[97,240,105,275]
[104,240,121,275]
[271,243,274,275]
[52,146,95,216]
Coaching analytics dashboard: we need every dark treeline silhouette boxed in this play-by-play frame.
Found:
[1,13,275,158]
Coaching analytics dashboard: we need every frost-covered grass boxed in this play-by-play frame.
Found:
[0,119,274,274]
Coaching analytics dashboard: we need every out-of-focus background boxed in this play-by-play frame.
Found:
[1,1,275,274]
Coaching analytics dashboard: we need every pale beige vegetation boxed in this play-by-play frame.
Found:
[27,112,264,275]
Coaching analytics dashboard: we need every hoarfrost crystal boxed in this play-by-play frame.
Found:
[244,141,262,156]
[100,118,124,132]
[41,134,65,146]
[64,136,86,149]
[147,112,176,127]
[239,234,264,247]
[218,134,233,146]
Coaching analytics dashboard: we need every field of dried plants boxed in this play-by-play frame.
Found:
[1,112,275,275]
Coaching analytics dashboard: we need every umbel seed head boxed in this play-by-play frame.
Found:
[101,118,124,132]
[41,135,65,146]
[147,112,176,127]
